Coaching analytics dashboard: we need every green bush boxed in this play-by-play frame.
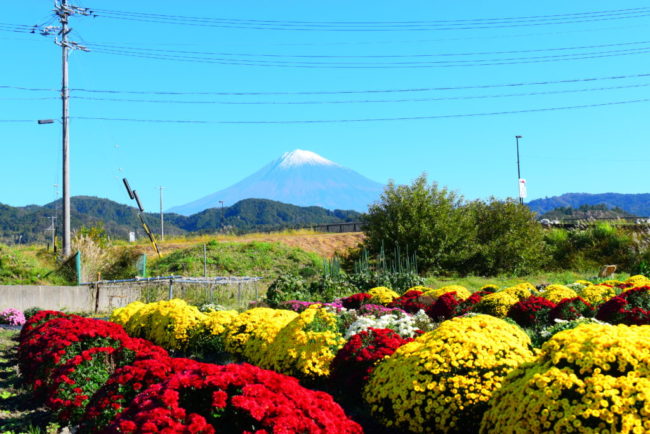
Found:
[465,198,546,275]
[361,174,475,274]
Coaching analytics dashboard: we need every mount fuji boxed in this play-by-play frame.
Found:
[168,150,385,215]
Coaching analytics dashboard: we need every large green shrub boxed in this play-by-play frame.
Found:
[361,174,476,274]
[465,198,546,275]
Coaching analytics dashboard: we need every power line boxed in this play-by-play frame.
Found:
[6,71,650,96]
[66,82,650,105]
[85,39,650,59]
[5,71,650,96]
[91,7,650,31]
[89,45,650,68]
[56,97,649,124]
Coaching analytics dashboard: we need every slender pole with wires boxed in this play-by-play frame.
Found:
[60,0,71,257]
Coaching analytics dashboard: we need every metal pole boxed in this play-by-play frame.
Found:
[159,186,164,241]
[61,0,71,257]
[203,243,207,278]
[515,135,523,205]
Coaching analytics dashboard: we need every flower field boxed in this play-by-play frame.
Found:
[11,274,650,432]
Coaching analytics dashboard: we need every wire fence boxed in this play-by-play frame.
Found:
[81,275,264,312]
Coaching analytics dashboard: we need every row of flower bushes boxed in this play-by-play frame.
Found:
[17,310,362,433]
[108,275,650,432]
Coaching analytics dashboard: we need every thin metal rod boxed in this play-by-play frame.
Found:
[159,186,164,241]
[515,135,523,205]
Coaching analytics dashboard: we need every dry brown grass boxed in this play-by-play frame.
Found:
[135,231,365,258]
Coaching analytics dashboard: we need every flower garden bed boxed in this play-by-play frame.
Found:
[10,274,650,432]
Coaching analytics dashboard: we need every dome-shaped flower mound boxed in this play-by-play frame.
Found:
[222,307,297,362]
[363,315,534,433]
[123,299,207,351]
[474,285,532,318]
[549,297,595,321]
[425,285,472,301]
[578,284,617,306]
[596,286,650,325]
[507,296,556,329]
[481,323,650,434]
[368,287,400,305]
[539,284,579,303]
[625,274,650,287]
[108,362,363,433]
[426,292,462,321]
[330,327,413,396]
[389,289,428,313]
[109,301,145,326]
[262,305,345,379]
[341,292,372,309]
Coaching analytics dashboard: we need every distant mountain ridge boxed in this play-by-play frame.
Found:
[168,149,384,215]
[0,196,361,244]
[528,193,650,216]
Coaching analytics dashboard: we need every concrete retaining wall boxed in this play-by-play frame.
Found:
[0,285,141,313]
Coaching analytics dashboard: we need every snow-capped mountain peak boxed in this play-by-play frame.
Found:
[278,149,337,168]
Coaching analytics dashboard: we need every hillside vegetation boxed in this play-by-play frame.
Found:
[0,196,361,244]
[540,204,636,220]
[528,192,650,216]
[148,241,323,280]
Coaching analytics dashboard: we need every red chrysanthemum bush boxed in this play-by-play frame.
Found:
[549,297,595,321]
[507,296,556,329]
[341,293,372,310]
[108,362,363,434]
[596,286,650,325]
[81,356,200,432]
[426,292,462,321]
[19,310,74,343]
[330,327,413,396]
[388,290,429,313]
[18,316,136,395]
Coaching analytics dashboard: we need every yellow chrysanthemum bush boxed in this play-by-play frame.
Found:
[474,285,532,318]
[262,305,345,380]
[222,307,297,364]
[109,301,145,326]
[625,274,650,287]
[579,284,618,306]
[122,299,206,351]
[368,286,400,305]
[425,285,472,301]
[539,284,579,303]
[481,323,650,433]
[184,309,239,359]
[363,314,534,433]
[404,285,433,295]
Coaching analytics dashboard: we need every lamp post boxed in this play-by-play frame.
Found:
[515,135,523,205]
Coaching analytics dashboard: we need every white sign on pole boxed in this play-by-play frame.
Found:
[518,178,527,199]
[129,231,136,243]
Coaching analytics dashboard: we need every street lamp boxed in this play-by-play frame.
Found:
[39,118,70,256]
[515,135,524,205]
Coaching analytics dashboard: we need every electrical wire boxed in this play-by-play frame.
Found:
[67,82,650,105]
[5,72,650,96]
[89,45,650,68]
[65,97,650,124]
[85,39,650,59]
[91,7,650,31]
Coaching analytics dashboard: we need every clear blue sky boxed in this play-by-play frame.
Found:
[2,0,650,212]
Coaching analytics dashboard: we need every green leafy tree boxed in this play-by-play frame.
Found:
[466,198,546,275]
[361,174,475,274]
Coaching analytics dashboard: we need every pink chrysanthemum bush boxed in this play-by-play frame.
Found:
[0,308,25,326]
